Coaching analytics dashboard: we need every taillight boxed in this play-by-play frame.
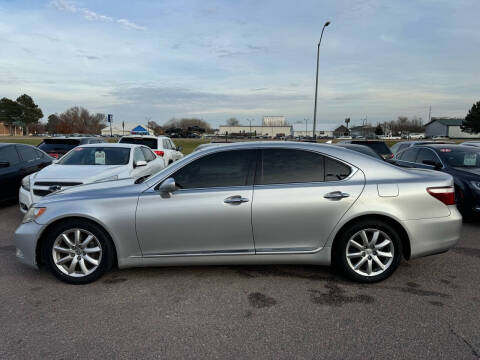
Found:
[49,153,59,159]
[427,186,455,205]
[154,150,164,157]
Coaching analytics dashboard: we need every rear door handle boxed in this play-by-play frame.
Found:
[224,195,249,204]
[324,191,350,200]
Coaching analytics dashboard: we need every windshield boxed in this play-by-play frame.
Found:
[38,139,81,152]
[58,147,131,165]
[119,137,157,149]
[440,148,480,168]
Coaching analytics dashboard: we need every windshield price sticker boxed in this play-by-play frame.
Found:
[464,153,477,166]
[95,151,106,165]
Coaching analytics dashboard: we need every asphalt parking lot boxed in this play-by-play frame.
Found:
[0,203,479,359]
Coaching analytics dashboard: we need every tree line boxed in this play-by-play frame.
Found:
[0,94,43,135]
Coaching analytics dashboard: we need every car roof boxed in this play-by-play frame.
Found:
[0,143,34,148]
[120,135,170,139]
[45,136,99,139]
[76,143,141,148]
[414,144,476,150]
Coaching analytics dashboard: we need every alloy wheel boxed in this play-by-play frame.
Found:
[345,228,394,277]
[51,228,103,277]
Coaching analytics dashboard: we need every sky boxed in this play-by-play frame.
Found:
[0,0,479,130]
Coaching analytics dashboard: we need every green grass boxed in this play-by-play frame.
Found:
[0,137,43,146]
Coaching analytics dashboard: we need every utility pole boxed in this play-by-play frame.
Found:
[428,105,432,122]
[313,21,331,142]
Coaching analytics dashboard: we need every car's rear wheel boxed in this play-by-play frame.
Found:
[42,219,114,284]
[335,220,402,282]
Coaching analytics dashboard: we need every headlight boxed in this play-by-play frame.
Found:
[22,207,46,224]
[470,181,480,191]
[95,175,119,183]
[21,175,31,191]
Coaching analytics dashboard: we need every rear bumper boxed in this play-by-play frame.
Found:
[403,206,462,259]
[14,221,45,269]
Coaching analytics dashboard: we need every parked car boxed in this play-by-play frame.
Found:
[119,135,184,165]
[461,141,480,148]
[339,140,393,159]
[0,144,52,203]
[14,142,461,284]
[19,143,165,213]
[395,144,480,219]
[38,136,104,159]
[335,143,385,160]
[390,140,454,155]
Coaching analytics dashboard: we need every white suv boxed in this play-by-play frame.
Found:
[119,135,184,165]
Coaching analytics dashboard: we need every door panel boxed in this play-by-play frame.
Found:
[251,148,365,253]
[252,170,365,252]
[136,187,254,255]
[136,149,257,255]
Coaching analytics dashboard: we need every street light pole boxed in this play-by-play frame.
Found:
[313,21,330,142]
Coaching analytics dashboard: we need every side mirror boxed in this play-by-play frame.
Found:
[0,161,10,168]
[176,146,183,152]
[159,177,176,193]
[134,160,147,168]
[422,160,442,169]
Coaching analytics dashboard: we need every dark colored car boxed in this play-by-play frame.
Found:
[0,143,52,202]
[339,140,393,160]
[335,143,384,160]
[38,136,104,159]
[390,140,455,155]
[395,144,480,219]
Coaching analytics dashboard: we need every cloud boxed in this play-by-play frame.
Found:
[117,19,146,31]
[50,0,143,29]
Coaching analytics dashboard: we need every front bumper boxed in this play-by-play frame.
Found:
[18,186,33,213]
[403,206,463,259]
[14,221,45,269]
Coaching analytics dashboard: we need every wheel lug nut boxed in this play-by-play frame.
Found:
[368,256,372,260]
[77,256,81,260]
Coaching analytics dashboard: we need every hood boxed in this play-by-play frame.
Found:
[37,178,147,206]
[33,164,128,182]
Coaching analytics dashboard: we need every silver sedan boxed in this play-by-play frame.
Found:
[14,142,462,284]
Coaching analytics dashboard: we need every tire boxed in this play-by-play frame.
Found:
[42,219,115,284]
[334,220,402,283]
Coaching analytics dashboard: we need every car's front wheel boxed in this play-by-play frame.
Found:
[335,220,402,282]
[42,219,114,284]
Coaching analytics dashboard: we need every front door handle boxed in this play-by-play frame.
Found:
[324,191,350,200]
[224,195,249,204]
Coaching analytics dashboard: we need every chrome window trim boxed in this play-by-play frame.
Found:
[145,144,360,192]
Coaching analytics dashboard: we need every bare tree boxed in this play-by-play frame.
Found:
[226,117,239,126]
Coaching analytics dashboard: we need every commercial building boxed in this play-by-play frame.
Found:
[263,116,286,127]
[424,118,480,139]
[101,124,153,136]
[216,125,293,138]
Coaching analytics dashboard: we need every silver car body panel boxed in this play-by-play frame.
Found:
[14,142,462,270]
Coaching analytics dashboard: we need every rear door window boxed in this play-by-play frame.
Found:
[162,139,171,149]
[17,145,37,162]
[258,149,325,185]
[38,139,81,152]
